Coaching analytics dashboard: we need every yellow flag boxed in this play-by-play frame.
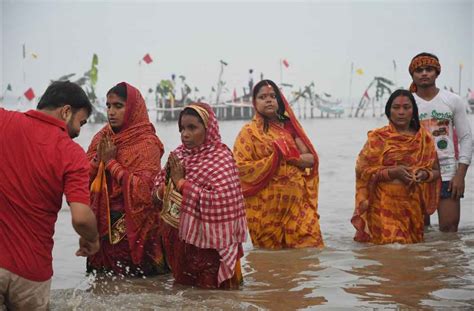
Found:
[356,68,364,75]
[31,52,38,59]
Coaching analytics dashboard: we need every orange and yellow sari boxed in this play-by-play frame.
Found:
[351,124,440,244]
[233,93,323,249]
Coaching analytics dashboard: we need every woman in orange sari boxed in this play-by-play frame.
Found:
[86,82,168,276]
[153,103,247,289]
[351,89,441,244]
[233,79,324,249]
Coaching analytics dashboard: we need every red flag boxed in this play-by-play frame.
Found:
[233,88,237,102]
[142,53,153,64]
[24,88,35,101]
[282,59,289,68]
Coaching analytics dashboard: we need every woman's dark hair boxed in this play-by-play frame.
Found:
[252,79,289,132]
[107,83,127,101]
[37,81,92,116]
[178,106,205,131]
[385,89,420,132]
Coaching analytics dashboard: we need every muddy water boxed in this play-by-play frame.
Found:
[50,115,474,309]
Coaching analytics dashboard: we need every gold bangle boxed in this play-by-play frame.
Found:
[424,170,434,183]
[383,169,390,181]
[154,188,163,201]
[378,169,390,181]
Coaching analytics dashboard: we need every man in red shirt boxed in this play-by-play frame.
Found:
[0,81,100,310]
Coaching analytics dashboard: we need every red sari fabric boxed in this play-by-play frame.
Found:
[154,103,247,287]
[351,124,440,244]
[86,82,167,275]
[162,223,243,289]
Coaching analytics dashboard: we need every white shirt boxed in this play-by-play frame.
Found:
[414,89,472,181]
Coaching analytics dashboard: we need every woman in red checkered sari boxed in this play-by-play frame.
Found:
[153,103,247,289]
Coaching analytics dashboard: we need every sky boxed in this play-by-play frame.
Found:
[1,0,473,106]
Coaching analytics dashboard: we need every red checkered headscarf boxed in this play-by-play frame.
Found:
[154,102,247,284]
[409,55,441,93]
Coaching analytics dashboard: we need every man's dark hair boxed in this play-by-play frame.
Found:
[37,81,92,116]
[412,52,439,61]
[385,89,421,132]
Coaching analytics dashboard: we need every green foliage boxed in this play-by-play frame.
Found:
[156,80,174,98]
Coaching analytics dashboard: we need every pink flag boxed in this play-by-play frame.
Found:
[282,59,289,68]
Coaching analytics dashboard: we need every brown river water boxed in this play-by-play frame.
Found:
[50,114,474,310]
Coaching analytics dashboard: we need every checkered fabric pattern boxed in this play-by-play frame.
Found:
[154,103,247,284]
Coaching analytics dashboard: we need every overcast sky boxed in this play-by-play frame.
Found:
[1,0,472,104]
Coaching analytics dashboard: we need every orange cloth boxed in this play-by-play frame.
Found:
[87,82,166,274]
[351,124,440,244]
[233,96,323,249]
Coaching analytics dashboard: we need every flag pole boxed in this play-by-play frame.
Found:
[21,44,27,107]
[215,60,225,106]
[138,60,143,95]
[348,62,354,117]
[458,63,463,95]
[1,88,6,106]
[393,59,397,88]
[22,44,26,84]
[279,59,283,85]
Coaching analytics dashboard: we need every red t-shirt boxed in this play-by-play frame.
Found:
[0,109,90,281]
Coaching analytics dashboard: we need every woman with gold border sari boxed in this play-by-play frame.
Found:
[86,82,168,275]
[233,79,324,249]
[351,89,441,244]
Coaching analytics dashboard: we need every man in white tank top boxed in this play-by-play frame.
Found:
[409,52,472,232]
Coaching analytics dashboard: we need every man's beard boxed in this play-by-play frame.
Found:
[418,80,436,89]
[67,119,78,139]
